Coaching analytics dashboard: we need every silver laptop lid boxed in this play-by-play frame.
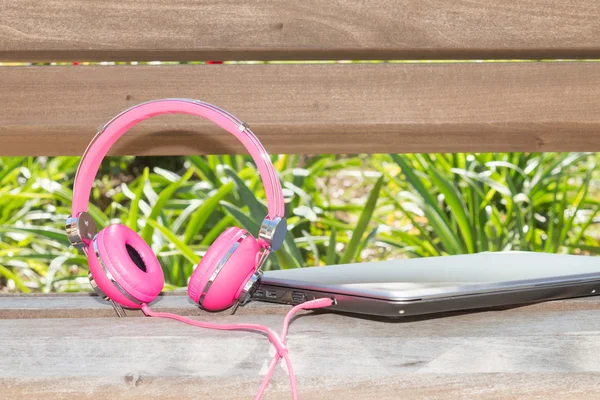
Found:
[261,252,600,301]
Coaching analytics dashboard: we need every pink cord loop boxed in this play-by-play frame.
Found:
[140,297,334,399]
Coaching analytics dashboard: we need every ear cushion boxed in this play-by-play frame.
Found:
[92,224,164,306]
[188,227,242,304]
[188,227,259,311]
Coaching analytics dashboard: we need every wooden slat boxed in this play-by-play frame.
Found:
[4,374,600,400]
[1,297,600,399]
[1,293,599,319]
[1,0,600,61]
[0,293,286,319]
[2,62,600,156]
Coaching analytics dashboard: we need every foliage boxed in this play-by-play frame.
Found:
[374,152,599,256]
[0,152,599,293]
[0,154,383,292]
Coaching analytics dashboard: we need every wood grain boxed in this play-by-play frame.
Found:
[0,293,287,319]
[2,298,600,399]
[1,293,599,320]
[3,374,600,400]
[1,0,600,61]
[2,62,600,156]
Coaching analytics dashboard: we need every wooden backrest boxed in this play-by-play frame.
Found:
[1,0,600,156]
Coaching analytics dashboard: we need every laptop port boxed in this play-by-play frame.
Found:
[265,290,278,299]
[291,291,307,304]
[254,289,264,298]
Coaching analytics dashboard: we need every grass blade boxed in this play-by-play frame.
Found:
[225,168,267,220]
[340,176,383,264]
[183,182,235,244]
[127,168,149,231]
[146,220,200,265]
[141,169,194,242]
[0,226,70,246]
[429,167,474,252]
[326,228,338,265]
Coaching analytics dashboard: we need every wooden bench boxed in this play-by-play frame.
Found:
[2,294,600,399]
[2,1,600,398]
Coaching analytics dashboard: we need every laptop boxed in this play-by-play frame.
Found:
[252,252,600,318]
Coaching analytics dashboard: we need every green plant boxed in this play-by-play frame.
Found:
[1,152,599,294]
[0,154,385,292]
[375,152,599,256]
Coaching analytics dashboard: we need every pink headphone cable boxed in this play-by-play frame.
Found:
[140,297,334,399]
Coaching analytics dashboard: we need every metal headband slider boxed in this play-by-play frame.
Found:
[65,212,97,250]
[258,217,287,251]
[237,270,263,306]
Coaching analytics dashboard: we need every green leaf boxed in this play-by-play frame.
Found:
[554,175,569,251]
[356,226,380,261]
[141,169,194,242]
[326,228,338,265]
[224,168,267,220]
[391,154,464,253]
[0,264,30,293]
[221,202,260,232]
[200,215,235,245]
[565,244,600,254]
[561,164,595,248]
[422,203,464,254]
[392,155,442,218]
[378,184,439,256]
[0,157,24,184]
[377,233,428,257]
[146,220,200,265]
[429,167,474,253]
[302,230,320,266]
[529,153,590,197]
[0,226,70,246]
[183,182,235,244]
[505,173,527,249]
[485,161,526,177]
[127,168,149,231]
[451,168,512,197]
[340,176,383,264]
[544,174,562,253]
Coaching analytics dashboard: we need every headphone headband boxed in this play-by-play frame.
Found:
[72,99,285,220]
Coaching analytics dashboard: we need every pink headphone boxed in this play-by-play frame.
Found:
[66,98,288,313]
[65,99,333,399]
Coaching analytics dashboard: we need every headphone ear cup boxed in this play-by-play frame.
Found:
[188,227,259,311]
[88,224,164,308]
